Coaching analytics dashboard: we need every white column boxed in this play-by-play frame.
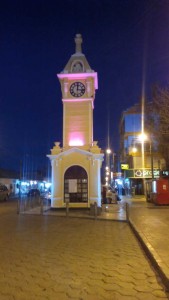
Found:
[89,156,102,207]
[51,158,62,207]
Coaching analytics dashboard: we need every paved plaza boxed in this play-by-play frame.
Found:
[0,200,168,300]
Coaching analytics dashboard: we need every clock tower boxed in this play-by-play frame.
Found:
[58,34,98,149]
[48,34,104,209]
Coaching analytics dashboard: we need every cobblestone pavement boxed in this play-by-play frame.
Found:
[0,209,169,300]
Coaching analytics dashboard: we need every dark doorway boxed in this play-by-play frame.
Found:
[64,165,88,203]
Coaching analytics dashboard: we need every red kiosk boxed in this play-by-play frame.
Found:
[146,178,169,205]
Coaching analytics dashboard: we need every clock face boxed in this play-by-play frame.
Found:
[70,82,85,97]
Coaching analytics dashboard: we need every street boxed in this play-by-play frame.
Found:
[0,198,168,300]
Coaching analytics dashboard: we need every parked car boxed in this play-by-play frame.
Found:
[27,189,40,197]
[0,185,9,201]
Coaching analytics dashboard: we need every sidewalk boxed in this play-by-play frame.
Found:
[124,195,169,292]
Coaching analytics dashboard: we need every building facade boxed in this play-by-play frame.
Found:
[119,103,165,195]
[47,34,104,208]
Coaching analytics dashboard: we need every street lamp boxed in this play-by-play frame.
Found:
[105,148,112,186]
[132,147,137,153]
[149,140,154,180]
[106,148,111,154]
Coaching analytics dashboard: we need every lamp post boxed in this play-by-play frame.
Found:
[138,133,154,180]
[149,140,154,180]
[105,148,111,186]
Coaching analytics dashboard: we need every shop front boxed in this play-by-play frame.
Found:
[124,168,160,195]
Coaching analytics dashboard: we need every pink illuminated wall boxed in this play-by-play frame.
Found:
[63,100,91,147]
[69,132,84,146]
[57,71,98,148]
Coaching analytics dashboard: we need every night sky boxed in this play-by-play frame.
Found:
[0,0,169,173]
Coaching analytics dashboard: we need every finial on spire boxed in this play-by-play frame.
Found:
[75,34,82,53]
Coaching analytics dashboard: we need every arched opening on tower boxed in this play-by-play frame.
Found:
[64,165,88,203]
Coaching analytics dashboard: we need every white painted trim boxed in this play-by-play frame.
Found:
[47,150,104,161]
[57,72,98,89]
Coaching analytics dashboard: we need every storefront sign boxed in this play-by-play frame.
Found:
[121,164,129,170]
[161,171,169,177]
[134,169,159,178]
[113,172,122,178]
[125,169,160,178]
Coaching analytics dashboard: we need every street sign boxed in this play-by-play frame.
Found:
[121,164,129,170]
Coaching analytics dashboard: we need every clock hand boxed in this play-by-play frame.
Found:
[77,84,81,91]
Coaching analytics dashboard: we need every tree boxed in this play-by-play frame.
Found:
[145,85,169,170]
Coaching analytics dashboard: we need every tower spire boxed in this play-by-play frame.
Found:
[75,34,82,53]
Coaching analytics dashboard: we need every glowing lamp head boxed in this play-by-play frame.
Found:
[138,133,148,142]
[106,148,111,154]
[132,147,137,153]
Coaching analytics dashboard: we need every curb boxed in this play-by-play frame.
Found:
[129,218,169,292]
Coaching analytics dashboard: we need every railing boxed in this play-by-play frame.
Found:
[17,196,129,221]
[17,195,51,214]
